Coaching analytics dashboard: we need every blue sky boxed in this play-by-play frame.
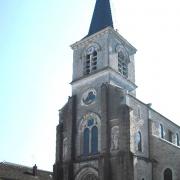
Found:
[0,0,180,171]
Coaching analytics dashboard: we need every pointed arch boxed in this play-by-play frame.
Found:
[75,167,98,180]
[116,44,129,78]
[83,43,101,75]
[164,168,172,180]
[79,113,101,156]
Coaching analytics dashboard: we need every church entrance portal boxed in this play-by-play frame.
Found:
[82,174,98,180]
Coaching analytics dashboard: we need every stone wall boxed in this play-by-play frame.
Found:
[150,135,180,180]
[149,110,180,180]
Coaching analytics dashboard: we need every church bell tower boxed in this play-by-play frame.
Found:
[53,0,137,180]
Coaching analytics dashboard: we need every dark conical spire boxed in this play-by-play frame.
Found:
[88,0,114,36]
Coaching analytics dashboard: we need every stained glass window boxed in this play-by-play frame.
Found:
[82,113,100,156]
[88,119,94,127]
[83,128,90,156]
[91,126,98,154]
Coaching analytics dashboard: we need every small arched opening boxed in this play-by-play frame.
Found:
[164,168,173,180]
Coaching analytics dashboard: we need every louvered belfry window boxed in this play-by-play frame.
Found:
[118,51,128,77]
[84,46,97,75]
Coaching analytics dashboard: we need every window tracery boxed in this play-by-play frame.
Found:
[80,113,101,156]
[75,167,98,180]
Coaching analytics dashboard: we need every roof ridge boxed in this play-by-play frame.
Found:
[0,161,52,173]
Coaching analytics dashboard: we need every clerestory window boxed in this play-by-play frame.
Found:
[176,133,179,146]
[160,124,164,139]
[136,131,142,152]
[168,130,173,143]
[84,46,97,75]
[118,51,128,77]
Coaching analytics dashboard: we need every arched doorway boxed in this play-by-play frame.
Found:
[75,167,98,180]
[82,173,98,180]
[164,168,172,180]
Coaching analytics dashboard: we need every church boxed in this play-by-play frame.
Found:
[53,0,180,180]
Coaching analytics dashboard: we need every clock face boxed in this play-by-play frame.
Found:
[81,89,96,105]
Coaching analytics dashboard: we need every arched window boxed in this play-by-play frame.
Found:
[160,124,164,138]
[176,133,179,146]
[118,51,128,77]
[80,113,100,157]
[136,131,142,152]
[91,126,98,154]
[168,130,173,143]
[83,128,90,156]
[164,168,172,180]
[83,124,98,156]
[84,46,97,75]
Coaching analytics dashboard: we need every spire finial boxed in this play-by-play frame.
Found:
[88,0,114,36]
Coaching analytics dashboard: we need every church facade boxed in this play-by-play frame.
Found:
[53,0,180,180]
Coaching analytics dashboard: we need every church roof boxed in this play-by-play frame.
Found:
[88,0,114,37]
[0,162,52,180]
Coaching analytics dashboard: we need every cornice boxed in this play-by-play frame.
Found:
[71,27,137,55]
[71,67,137,91]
